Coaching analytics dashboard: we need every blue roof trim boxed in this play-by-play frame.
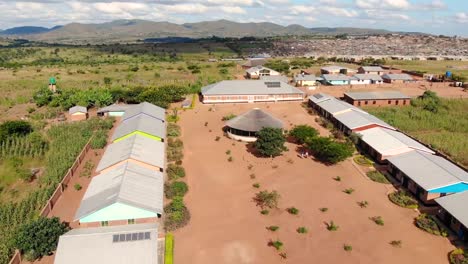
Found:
[428,182,468,193]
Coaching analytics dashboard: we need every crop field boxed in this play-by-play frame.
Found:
[365,98,468,167]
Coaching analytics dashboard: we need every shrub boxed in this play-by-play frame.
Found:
[333,176,341,181]
[388,191,418,209]
[74,184,82,191]
[358,201,369,208]
[167,123,181,137]
[222,114,236,121]
[219,68,228,75]
[226,150,231,155]
[164,197,191,231]
[370,216,385,226]
[450,248,468,264]
[390,240,402,248]
[250,173,256,179]
[366,170,390,184]
[267,226,279,231]
[289,125,318,144]
[255,127,287,157]
[353,155,374,166]
[247,164,253,170]
[319,207,328,212]
[253,183,260,188]
[343,188,355,194]
[14,217,69,261]
[165,181,188,199]
[0,120,33,143]
[215,136,220,141]
[415,214,448,237]
[167,164,186,180]
[326,221,339,231]
[168,138,183,149]
[279,252,287,259]
[90,130,108,149]
[228,156,233,162]
[260,209,270,215]
[165,233,174,264]
[269,240,283,250]
[167,147,184,163]
[254,190,280,209]
[297,227,308,234]
[343,244,353,251]
[287,207,299,215]
[306,136,354,164]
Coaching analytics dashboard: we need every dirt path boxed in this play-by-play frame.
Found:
[173,101,455,264]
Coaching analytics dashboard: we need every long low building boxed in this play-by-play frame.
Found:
[388,151,468,204]
[75,162,164,227]
[96,134,165,173]
[122,102,166,123]
[112,114,166,142]
[54,223,159,264]
[201,80,304,104]
[357,127,434,163]
[435,191,468,241]
[343,91,411,106]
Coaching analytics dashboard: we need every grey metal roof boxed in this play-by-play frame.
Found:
[334,109,395,130]
[97,134,165,172]
[344,91,410,100]
[382,73,413,81]
[436,192,468,228]
[97,104,132,114]
[242,58,266,67]
[201,80,305,96]
[357,127,433,155]
[225,108,284,132]
[69,105,87,114]
[322,74,352,81]
[54,223,158,264]
[294,74,321,82]
[308,93,334,104]
[75,162,164,221]
[259,75,289,82]
[245,66,277,74]
[388,151,468,191]
[352,74,383,81]
[315,97,365,115]
[112,114,166,141]
[360,66,384,72]
[122,102,166,122]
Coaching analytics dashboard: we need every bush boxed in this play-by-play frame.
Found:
[164,197,191,231]
[269,240,283,250]
[260,209,270,215]
[319,207,328,212]
[333,176,341,181]
[343,188,355,194]
[254,190,280,209]
[289,125,318,144]
[167,123,181,137]
[222,114,236,121]
[388,191,419,209]
[326,221,339,231]
[353,155,374,166]
[227,156,233,162]
[90,130,108,149]
[366,170,390,184]
[267,226,279,231]
[219,68,228,75]
[450,248,468,264]
[370,216,385,226]
[167,147,184,163]
[287,207,299,215]
[297,227,308,234]
[358,201,369,208]
[415,214,448,237]
[0,120,33,143]
[168,138,183,149]
[306,136,354,164]
[255,128,287,157]
[74,184,82,191]
[165,233,174,264]
[390,240,402,248]
[32,87,54,107]
[343,244,353,251]
[165,181,188,199]
[252,183,260,188]
[167,164,186,180]
[14,217,69,261]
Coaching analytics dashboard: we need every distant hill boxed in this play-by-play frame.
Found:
[0,26,61,35]
[4,19,419,44]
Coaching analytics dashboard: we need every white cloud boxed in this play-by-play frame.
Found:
[455,12,468,23]
[290,5,356,17]
[355,0,410,10]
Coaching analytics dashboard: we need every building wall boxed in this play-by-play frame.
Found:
[109,111,126,117]
[438,209,468,241]
[202,93,303,104]
[383,79,408,84]
[70,113,87,121]
[80,216,159,228]
[114,131,163,143]
[79,202,159,224]
[350,79,372,85]
[296,80,317,87]
[328,80,349,85]
[343,95,410,107]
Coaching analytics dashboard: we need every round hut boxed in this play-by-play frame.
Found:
[225,108,284,142]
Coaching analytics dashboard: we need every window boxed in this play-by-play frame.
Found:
[396,100,399,105]
[388,100,391,104]
[403,100,407,105]
[128,219,135,224]
[365,101,368,105]
[101,221,109,227]
[358,101,361,106]
[373,101,376,105]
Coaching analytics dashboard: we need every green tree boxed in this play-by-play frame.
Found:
[255,127,287,157]
[289,125,318,144]
[32,87,54,107]
[0,120,32,143]
[306,136,354,164]
[14,217,69,261]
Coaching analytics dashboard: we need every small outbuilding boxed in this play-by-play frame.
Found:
[357,66,384,75]
[69,106,88,121]
[382,73,414,84]
[245,66,280,79]
[350,74,383,85]
[320,65,354,75]
[225,108,284,142]
[294,74,322,88]
[343,91,411,106]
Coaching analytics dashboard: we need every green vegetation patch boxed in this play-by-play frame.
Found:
[388,190,419,209]
[366,170,390,184]
[164,233,174,264]
[450,248,468,264]
[415,213,448,237]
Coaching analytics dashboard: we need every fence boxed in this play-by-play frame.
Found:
[8,139,92,263]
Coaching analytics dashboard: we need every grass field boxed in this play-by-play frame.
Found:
[387,60,468,79]
[365,98,468,167]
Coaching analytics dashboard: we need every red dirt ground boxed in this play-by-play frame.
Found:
[173,101,455,264]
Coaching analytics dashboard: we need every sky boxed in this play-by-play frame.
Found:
[0,0,467,36]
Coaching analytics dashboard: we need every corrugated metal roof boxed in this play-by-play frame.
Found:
[334,109,394,130]
[260,75,289,82]
[388,151,468,191]
[294,74,321,82]
[69,106,87,114]
[360,66,384,72]
[225,108,284,132]
[201,80,304,96]
[308,93,333,104]
[122,102,166,122]
[75,162,164,221]
[382,73,413,81]
[97,134,165,172]
[112,115,166,141]
[322,74,352,81]
[97,104,133,114]
[344,91,410,100]
[316,97,366,115]
[358,127,434,156]
[436,192,468,228]
[55,223,158,264]
[245,66,277,74]
[352,74,383,81]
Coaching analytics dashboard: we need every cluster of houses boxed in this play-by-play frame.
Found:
[309,93,468,241]
[241,58,415,88]
[54,102,166,264]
